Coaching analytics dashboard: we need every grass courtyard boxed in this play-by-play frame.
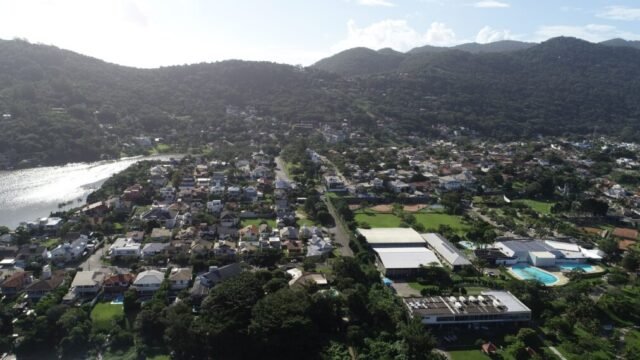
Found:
[91,302,124,331]
[354,208,470,235]
[449,350,491,360]
[514,199,555,215]
[241,218,276,228]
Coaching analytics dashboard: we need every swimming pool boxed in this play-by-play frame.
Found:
[111,294,124,305]
[510,264,559,285]
[558,263,594,272]
[458,241,477,250]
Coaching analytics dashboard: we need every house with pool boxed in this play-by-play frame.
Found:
[488,238,605,285]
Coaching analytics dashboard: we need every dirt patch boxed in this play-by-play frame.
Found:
[403,204,427,213]
[371,204,393,213]
[348,204,361,211]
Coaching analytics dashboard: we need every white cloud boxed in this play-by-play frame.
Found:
[597,6,640,21]
[356,0,396,7]
[535,24,640,43]
[425,22,457,46]
[332,19,457,52]
[474,1,510,9]
[475,26,512,43]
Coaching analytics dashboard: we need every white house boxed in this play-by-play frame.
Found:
[307,235,333,257]
[48,235,89,263]
[439,171,476,191]
[141,243,170,258]
[207,199,224,213]
[132,270,164,294]
[109,238,141,258]
[69,270,105,295]
[169,267,192,290]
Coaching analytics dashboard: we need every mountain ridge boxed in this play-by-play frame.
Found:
[312,37,640,76]
[3,36,640,167]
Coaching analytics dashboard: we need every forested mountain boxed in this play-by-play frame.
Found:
[0,39,357,166]
[312,47,406,76]
[600,38,640,50]
[314,40,535,73]
[2,37,640,166]
[356,37,640,138]
[452,40,535,53]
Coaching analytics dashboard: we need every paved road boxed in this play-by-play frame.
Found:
[274,156,291,182]
[78,245,106,271]
[317,154,350,187]
[547,346,567,360]
[324,195,354,257]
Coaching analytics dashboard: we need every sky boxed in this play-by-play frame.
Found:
[1,0,640,68]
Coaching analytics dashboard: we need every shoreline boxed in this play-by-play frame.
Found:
[0,154,184,230]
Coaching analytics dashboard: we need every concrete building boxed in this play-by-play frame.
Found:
[492,238,604,266]
[357,228,427,248]
[109,238,141,258]
[374,247,441,278]
[405,291,531,326]
[69,270,105,295]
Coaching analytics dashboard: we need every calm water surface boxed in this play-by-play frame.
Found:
[0,155,178,229]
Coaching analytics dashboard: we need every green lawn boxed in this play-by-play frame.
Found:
[42,237,60,250]
[515,199,555,215]
[133,205,152,217]
[91,302,124,331]
[241,218,276,228]
[297,218,316,227]
[449,350,491,360]
[414,212,469,234]
[154,143,172,153]
[355,212,402,227]
[355,209,469,234]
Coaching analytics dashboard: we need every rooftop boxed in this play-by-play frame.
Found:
[404,290,530,318]
[421,233,471,266]
[357,228,426,246]
[374,247,441,269]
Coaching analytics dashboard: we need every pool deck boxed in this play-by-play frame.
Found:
[508,264,605,287]
[507,266,569,287]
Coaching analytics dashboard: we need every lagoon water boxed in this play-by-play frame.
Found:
[0,155,178,229]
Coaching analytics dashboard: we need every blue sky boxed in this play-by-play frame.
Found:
[0,0,639,67]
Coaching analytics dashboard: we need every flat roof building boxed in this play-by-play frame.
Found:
[421,233,472,270]
[405,290,531,326]
[374,247,441,278]
[357,228,426,247]
[493,238,604,266]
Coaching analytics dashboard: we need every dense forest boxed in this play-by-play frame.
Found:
[2,37,640,166]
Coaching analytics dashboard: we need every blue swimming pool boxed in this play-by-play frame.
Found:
[510,264,559,285]
[111,294,124,305]
[558,263,594,272]
[458,241,477,250]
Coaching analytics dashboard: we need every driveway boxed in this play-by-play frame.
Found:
[78,245,106,271]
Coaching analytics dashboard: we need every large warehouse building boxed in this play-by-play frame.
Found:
[357,228,442,278]
[421,233,472,270]
[357,228,428,248]
[373,247,441,277]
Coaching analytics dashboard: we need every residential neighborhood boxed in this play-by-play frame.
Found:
[2,132,640,359]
